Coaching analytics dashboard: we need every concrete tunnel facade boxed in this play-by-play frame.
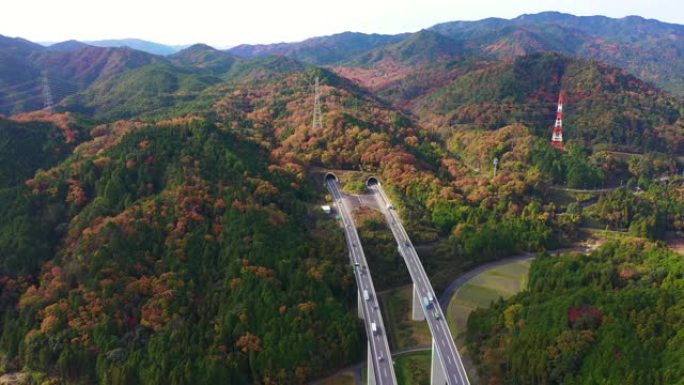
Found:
[366,176,379,187]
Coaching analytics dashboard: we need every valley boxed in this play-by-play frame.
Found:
[0,9,683,385]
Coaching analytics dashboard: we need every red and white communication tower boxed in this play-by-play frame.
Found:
[550,91,565,150]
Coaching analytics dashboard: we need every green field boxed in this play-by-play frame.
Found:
[447,259,532,338]
[395,351,431,385]
[379,285,432,349]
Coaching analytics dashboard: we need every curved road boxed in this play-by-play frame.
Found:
[308,244,592,385]
[370,180,470,385]
[327,176,397,385]
[438,254,535,310]
[438,247,593,310]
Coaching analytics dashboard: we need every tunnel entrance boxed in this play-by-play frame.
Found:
[366,176,379,187]
[325,173,338,183]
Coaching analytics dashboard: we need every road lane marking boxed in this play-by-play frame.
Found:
[350,182,472,384]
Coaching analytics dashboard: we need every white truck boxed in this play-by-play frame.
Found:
[363,290,370,301]
[371,322,377,334]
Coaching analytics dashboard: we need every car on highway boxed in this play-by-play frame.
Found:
[363,290,370,301]
[423,296,433,309]
[432,309,441,319]
[371,322,377,334]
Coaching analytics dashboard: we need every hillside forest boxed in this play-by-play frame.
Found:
[0,12,683,385]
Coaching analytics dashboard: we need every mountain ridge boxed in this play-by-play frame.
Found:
[428,12,684,94]
[1,13,683,384]
[228,31,408,64]
[85,38,179,55]
[170,44,238,72]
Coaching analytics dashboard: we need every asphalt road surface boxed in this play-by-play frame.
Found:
[369,182,470,385]
[327,178,397,385]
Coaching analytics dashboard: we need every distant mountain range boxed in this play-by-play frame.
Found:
[40,38,184,55]
[84,38,186,56]
[1,12,684,385]
[229,12,684,94]
[427,12,684,95]
[1,11,682,118]
[15,11,680,97]
[0,35,164,114]
[228,31,407,64]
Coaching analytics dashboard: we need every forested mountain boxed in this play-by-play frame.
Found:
[228,31,407,65]
[231,13,684,95]
[0,61,580,383]
[0,35,43,51]
[0,112,85,279]
[58,55,309,122]
[32,46,161,92]
[467,240,684,384]
[0,62,430,384]
[0,114,80,188]
[341,29,466,68]
[429,12,684,95]
[85,38,179,56]
[335,51,683,154]
[411,53,683,152]
[0,37,162,115]
[0,35,48,114]
[170,44,238,74]
[0,115,362,384]
[3,11,683,116]
[47,40,93,52]
[0,10,683,385]
[59,63,224,120]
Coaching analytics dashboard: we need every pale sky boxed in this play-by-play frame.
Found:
[3,0,682,48]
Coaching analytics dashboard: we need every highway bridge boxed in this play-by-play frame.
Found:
[325,174,397,385]
[368,177,470,385]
